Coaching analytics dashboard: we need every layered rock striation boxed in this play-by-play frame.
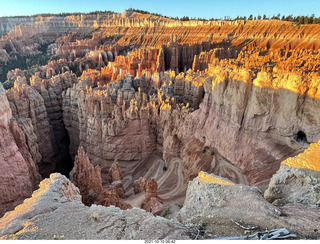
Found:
[6,72,76,177]
[183,66,320,186]
[62,75,159,164]
[0,83,35,217]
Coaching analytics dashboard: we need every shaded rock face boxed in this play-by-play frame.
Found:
[178,172,282,227]
[265,165,320,206]
[9,119,42,190]
[133,177,146,194]
[6,72,77,177]
[62,76,160,167]
[107,159,127,205]
[0,16,38,37]
[264,141,320,206]
[98,187,132,210]
[109,159,123,183]
[0,83,34,217]
[30,73,77,175]
[0,173,190,240]
[141,197,164,216]
[6,76,55,175]
[142,178,164,215]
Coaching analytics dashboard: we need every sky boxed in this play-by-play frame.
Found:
[0,0,320,19]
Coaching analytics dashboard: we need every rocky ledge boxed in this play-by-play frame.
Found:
[0,173,191,240]
[177,171,320,239]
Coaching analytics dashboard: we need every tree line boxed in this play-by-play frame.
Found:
[0,10,116,19]
[127,9,320,24]
[234,14,320,24]
[2,8,319,25]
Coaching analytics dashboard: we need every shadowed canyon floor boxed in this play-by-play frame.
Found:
[0,9,320,240]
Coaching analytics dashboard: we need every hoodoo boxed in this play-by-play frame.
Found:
[0,5,320,240]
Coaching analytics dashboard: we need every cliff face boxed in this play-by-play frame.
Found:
[183,66,320,185]
[62,75,158,165]
[99,18,320,50]
[0,83,34,217]
[6,77,56,175]
[30,72,77,175]
[1,13,107,40]
[6,72,76,177]
[60,62,320,188]
[0,16,38,37]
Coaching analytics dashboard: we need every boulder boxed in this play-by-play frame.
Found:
[264,141,320,206]
[178,171,320,238]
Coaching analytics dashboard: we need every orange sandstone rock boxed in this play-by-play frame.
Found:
[70,147,103,206]
[145,178,158,202]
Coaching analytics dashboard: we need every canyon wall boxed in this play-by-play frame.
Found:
[182,66,320,186]
[62,75,182,170]
[0,16,38,37]
[6,72,77,177]
[60,63,320,188]
[0,83,35,217]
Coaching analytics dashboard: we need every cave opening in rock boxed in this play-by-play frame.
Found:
[296,131,307,144]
